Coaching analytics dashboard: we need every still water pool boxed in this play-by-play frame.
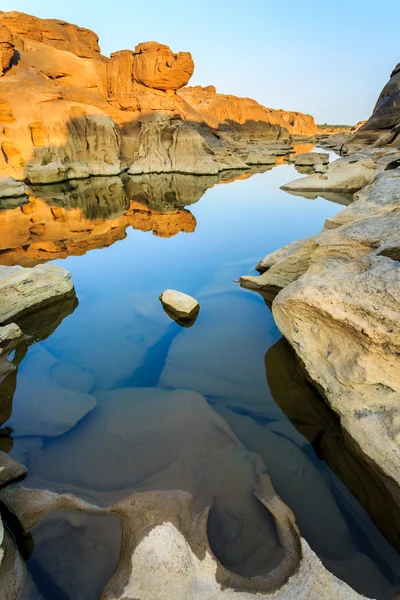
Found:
[1,153,400,599]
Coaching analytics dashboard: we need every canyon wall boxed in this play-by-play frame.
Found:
[0,11,317,185]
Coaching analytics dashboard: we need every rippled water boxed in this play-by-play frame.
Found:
[1,151,400,599]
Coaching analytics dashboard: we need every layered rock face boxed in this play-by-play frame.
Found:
[178,85,317,137]
[0,10,317,185]
[348,61,400,148]
[241,153,400,508]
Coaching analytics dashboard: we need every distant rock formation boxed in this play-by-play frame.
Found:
[0,10,317,185]
[348,62,400,147]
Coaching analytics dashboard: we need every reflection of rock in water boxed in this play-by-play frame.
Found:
[282,188,354,206]
[265,338,400,555]
[123,172,219,211]
[0,173,227,266]
[263,337,400,598]
[0,294,78,450]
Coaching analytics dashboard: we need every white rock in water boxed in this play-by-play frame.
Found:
[0,264,74,324]
[159,290,199,319]
[0,323,22,344]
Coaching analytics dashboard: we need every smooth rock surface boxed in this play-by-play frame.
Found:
[0,452,26,488]
[0,176,27,199]
[107,523,366,600]
[281,155,377,193]
[292,152,329,167]
[160,289,199,320]
[0,263,74,324]
[0,323,22,344]
[241,161,400,505]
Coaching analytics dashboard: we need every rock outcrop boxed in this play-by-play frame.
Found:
[132,42,194,90]
[0,263,75,323]
[178,85,318,137]
[241,154,400,510]
[281,155,377,193]
[0,24,14,75]
[347,62,400,148]
[0,10,317,186]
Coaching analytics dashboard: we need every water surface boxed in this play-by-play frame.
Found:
[1,154,400,599]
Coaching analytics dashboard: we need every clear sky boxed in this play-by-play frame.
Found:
[3,0,399,124]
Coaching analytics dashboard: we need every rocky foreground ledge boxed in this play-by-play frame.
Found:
[241,149,400,507]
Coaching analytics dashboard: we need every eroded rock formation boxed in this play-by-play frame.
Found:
[347,62,400,148]
[0,10,317,185]
[241,152,400,512]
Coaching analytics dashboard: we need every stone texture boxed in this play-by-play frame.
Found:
[0,323,22,344]
[0,10,318,184]
[0,10,101,58]
[0,263,75,324]
[241,162,400,509]
[281,155,377,193]
[159,289,199,320]
[0,176,27,199]
[178,86,318,138]
[106,523,365,600]
[291,152,329,167]
[0,24,14,76]
[0,514,26,600]
[348,61,400,147]
[132,42,194,91]
[0,452,26,488]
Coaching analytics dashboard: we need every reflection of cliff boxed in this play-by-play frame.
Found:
[0,173,214,266]
[265,338,400,555]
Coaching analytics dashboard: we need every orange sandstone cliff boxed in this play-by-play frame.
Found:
[0,11,317,186]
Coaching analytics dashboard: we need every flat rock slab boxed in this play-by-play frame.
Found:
[159,289,199,321]
[0,264,74,325]
[282,156,377,193]
[292,152,329,167]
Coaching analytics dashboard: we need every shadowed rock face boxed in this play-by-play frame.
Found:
[348,61,400,147]
[0,10,317,185]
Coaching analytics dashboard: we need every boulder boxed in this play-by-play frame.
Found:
[281,155,377,193]
[132,42,194,91]
[0,263,75,324]
[159,289,199,321]
[347,62,400,147]
[292,152,329,167]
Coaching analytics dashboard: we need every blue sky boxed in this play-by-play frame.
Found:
[3,0,399,124]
